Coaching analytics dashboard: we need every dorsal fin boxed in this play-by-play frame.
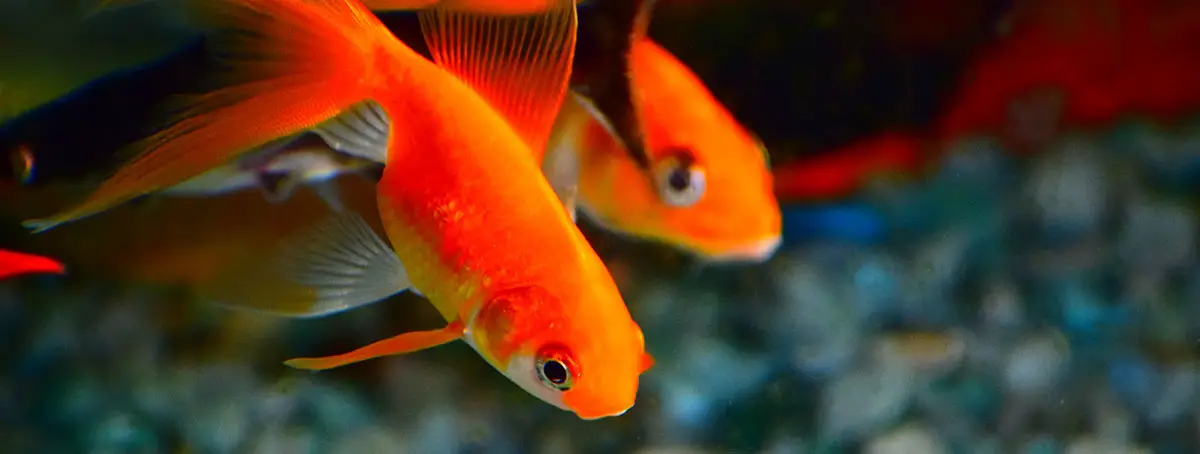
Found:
[417,0,578,153]
[570,0,658,168]
[367,0,578,15]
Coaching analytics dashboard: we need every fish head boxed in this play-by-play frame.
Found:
[470,280,653,420]
[575,38,782,263]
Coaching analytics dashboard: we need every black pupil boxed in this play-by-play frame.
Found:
[542,360,568,385]
[667,166,691,192]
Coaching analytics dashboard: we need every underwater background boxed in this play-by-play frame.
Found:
[2,0,1199,452]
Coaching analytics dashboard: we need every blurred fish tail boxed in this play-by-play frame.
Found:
[0,249,65,279]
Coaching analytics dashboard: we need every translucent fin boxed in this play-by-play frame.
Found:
[22,0,392,233]
[557,185,578,222]
[418,0,578,153]
[10,146,35,184]
[202,212,411,318]
[542,124,581,220]
[311,100,391,164]
[285,319,466,370]
[238,135,308,171]
[312,180,347,213]
[258,172,300,204]
[364,0,577,15]
[361,0,438,10]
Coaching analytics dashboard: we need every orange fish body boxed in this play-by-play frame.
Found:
[25,0,650,420]
[550,36,781,262]
[371,71,646,414]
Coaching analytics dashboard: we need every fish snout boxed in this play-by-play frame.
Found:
[709,234,782,263]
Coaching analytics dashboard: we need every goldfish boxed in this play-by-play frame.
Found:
[552,0,781,262]
[26,0,651,419]
[0,248,64,279]
[7,0,780,264]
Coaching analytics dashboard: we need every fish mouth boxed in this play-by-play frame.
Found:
[707,235,782,263]
[576,405,631,420]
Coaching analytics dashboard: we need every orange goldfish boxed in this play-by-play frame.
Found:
[27,0,651,419]
[552,0,781,262]
[11,0,779,264]
[0,248,64,279]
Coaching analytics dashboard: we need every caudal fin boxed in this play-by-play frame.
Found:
[23,0,397,232]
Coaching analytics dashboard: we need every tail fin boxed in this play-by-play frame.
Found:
[23,0,396,232]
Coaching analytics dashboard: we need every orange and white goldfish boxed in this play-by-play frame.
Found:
[551,42,780,262]
[26,0,651,419]
[552,0,781,262]
[0,248,64,279]
[10,0,779,264]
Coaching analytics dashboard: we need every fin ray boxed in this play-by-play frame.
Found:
[364,0,577,15]
[418,0,578,154]
[202,211,411,318]
[311,101,391,164]
[22,0,388,232]
[313,180,347,212]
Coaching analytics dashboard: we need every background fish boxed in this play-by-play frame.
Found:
[550,33,781,262]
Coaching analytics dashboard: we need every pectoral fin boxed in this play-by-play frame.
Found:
[542,127,581,221]
[311,100,391,165]
[202,211,410,318]
[257,171,299,204]
[312,180,346,213]
[284,319,466,370]
[557,185,578,222]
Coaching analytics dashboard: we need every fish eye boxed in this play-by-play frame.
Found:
[653,147,706,207]
[534,343,577,391]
